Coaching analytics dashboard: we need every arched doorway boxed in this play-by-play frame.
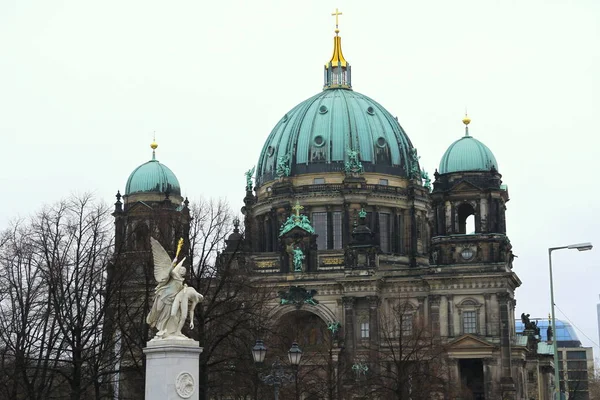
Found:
[269,310,340,400]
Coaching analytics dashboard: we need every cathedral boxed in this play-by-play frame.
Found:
[112,15,555,400]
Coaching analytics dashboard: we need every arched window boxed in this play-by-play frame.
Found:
[457,203,476,234]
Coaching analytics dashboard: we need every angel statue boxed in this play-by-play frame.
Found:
[146,237,204,340]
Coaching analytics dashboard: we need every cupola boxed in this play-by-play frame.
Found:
[124,140,182,205]
[438,115,498,174]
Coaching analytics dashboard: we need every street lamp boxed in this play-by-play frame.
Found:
[251,339,303,400]
[252,339,267,364]
[288,341,303,366]
[548,242,593,400]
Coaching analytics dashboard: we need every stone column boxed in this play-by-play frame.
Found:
[367,296,380,370]
[448,296,455,337]
[144,338,203,400]
[342,297,356,353]
[497,292,516,398]
[483,357,498,399]
[417,296,427,327]
[429,295,440,336]
[439,295,448,337]
[452,296,460,336]
[484,293,491,336]
[490,293,499,337]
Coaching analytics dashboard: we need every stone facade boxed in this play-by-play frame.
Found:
[239,164,553,399]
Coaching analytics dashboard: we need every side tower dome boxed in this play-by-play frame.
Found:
[123,141,182,205]
[430,115,511,265]
[438,115,498,174]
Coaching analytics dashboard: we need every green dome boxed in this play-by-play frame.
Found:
[125,159,181,196]
[439,134,498,174]
[256,88,417,185]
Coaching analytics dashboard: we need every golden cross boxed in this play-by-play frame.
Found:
[292,200,304,219]
[331,8,342,31]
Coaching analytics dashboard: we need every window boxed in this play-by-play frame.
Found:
[313,177,325,184]
[361,322,370,338]
[379,178,389,185]
[379,213,391,253]
[332,212,342,249]
[457,203,475,234]
[401,314,413,336]
[463,311,477,334]
[567,351,588,360]
[313,212,327,250]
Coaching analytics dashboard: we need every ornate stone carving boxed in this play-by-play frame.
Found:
[278,286,318,308]
[342,296,356,308]
[175,371,195,398]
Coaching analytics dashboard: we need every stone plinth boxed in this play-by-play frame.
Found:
[144,338,203,400]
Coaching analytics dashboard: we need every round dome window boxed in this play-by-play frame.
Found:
[282,114,288,122]
[367,106,375,115]
[313,135,325,147]
[319,105,328,114]
[267,146,275,157]
[376,137,387,148]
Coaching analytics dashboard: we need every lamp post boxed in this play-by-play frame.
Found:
[251,339,303,400]
[549,242,593,400]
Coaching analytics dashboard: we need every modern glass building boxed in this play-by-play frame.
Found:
[516,318,593,400]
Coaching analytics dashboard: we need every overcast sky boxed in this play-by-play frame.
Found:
[2,1,599,352]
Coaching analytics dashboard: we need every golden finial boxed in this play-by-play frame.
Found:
[327,8,347,68]
[462,111,471,137]
[150,133,158,159]
[462,112,471,126]
[331,8,342,34]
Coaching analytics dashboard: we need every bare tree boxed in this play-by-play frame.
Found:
[0,194,118,400]
[0,220,65,399]
[185,198,275,400]
[360,298,454,400]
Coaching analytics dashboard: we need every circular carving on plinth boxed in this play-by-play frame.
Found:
[175,372,195,398]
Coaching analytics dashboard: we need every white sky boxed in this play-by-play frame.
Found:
[2,1,600,352]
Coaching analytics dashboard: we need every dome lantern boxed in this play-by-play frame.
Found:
[324,8,351,90]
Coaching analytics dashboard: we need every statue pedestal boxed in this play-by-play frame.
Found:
[144,338,203,400]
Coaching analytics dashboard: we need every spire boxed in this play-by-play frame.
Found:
[462,111,471,136]
[324,8,352,90]
[150,135,158,160]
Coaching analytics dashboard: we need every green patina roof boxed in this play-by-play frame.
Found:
[439,133,498,174]
[256,88,417,185]
[125,159,181,196]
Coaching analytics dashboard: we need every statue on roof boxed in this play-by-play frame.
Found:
[344,148,363,174]
[245,166,255,192]
[421,169,432,192]
[407,148,421,179]
[279,201,315,236]
[146,238,204,340]
[276,153,291,178]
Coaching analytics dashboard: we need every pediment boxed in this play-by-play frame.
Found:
[126,201,154,213]
[280,225,313,238]
[450,180,482,192]
[449,334,495,349]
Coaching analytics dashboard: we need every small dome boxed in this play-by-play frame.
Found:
[256,88,417,185]
[125,159,181,196]
[439,134,498,174]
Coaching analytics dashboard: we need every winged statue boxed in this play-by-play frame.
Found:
[146,237,204,340]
